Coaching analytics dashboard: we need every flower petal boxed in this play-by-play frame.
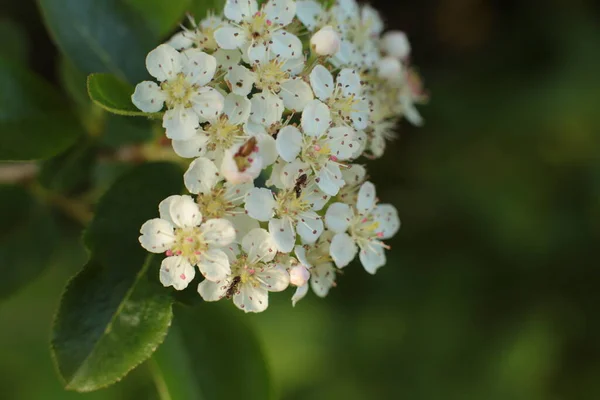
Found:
[329,232,357,268]
[225,213,260,242]
[214,25,247,49]
[280,158,310,189]
[316,161,344,196]
[324,202,352,233]
[264,0,296,26]
[256,264,290,291]
[224,0,258,22]
[296,211,324,244]
[198,277,231,301]
[214,48,242,71]
[160,256,195,290]
[131,81,166,113]
[191,87,225,122]
[275,125,303,162]
[301,180,330,211]
[169,195,202,228]
[301,99,331,136]
[309,65,334,101]
[279,78,314,112]
[146,44,182,81]
[291,283,309,306]
[197,248,232,281]
[245,187,276,221]
[296,0,322,30]
[256,133,278,166]
[139,218,175,253]
[250,91,284,126]
[373,204,401,240]
[223,93,252,124]
[359,243,386,274]
[242,228,277,262]
[201,218,236,247]
[336,68,362,97]
[167,31,194,50]
[357,181,376,214]
[183,157,220,194]
[268,217,296,253]
[310,262,336,297]
[328,126,358,160]
[226,64,256,96]
[233,283,268,313]
[172,133,208,158]
[294,245,312,268]
[163,105,199,140]
[182,49,217,86]
[270,30,302,59]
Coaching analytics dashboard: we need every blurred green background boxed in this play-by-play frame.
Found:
[2,0,600,399]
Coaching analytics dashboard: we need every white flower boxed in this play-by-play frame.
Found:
[171,93,252,161]
[275,99,359,195]
[309,66,369,130]
[324,181,400,274]
[167,14,224,52]
[183,157,259,239]
[198,228,289,312]
[398,67,428,127]
[377,56,403,80]
[244,176,329,252]
[220,134,277,184]
[337,163,367,204]
[214,0,301,62]
[310,26,341,56]
[291,230,337,305]
[139,195,236,289]
[131,44,224,140]
[381,30,411,60]
[227,54,313,112]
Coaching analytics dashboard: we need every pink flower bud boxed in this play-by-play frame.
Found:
[289,265,310,287]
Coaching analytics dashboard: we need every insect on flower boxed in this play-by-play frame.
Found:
[226,275,242,299]
[294,173,308,198]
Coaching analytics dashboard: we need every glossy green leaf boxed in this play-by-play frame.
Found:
[0,58,81,161]
[152,303,273,400]
[38,138,96,194]
[0,185,58,301]
[37,0,187,83]
[51,163,184,392]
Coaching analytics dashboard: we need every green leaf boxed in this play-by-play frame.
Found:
[152,303,273,400]
[0,57,82,161]
[124,0,191,37]
[37,0,188,83]
[0,18,29,62]
[188,0,225,17]
[87,73,161,118]
[51,162,184,392]
[0,185,58,301]
[38,138,96,194]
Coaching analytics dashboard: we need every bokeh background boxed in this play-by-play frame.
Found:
[2,0,600,399]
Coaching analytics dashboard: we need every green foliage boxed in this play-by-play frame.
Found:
[0,18,29,61]
[51,163,183,392]
[0,58,81,161]
[0,185,57,301]
[87,73,162,118]
[152,303,273,400]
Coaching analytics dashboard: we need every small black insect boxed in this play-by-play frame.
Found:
[226,276,241,299]
[294,174,308,198]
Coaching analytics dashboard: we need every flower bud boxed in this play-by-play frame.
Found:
[289,265,310,287]
[310,26,341,56]
[377,56,403,80]
[381,30,411,60]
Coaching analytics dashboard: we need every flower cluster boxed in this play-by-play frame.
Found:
[135,0,424,312]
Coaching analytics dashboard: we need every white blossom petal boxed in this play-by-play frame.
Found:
[342,164,366,185]
[214,48,242,71]
[302,181,330,211]
[131,81,166,113]
[226,213,260,242]
[158,195,179,225]
[168,195,202,228]
[256,264,290,291]
[227,64,256,96]
[275,125,303,162]
[329,232,357,268]
[146,44,182,82]
[279,78,314,111]
[214,25,246,49]
[280,159,310,189]
[247,42,269,64]
[256,133,278,166]
[357,181,376,214]
[268,217,296,253]
[373,204,401,240]
[163,105,200,140]
[183,157,220,194]
[296,0,323,30]
[223,93,252,124]
[264,0,296,26]
[301,99,331,136]
[242,228,277,262]
[234,283,268,312]
[139,218,175,253]
[197,248,232,281]
[198,278,231,301]
[270,30,302,59]
[292,283,309,306]
[309,65,334,101]
[245,187,276,221]
[224,0,258,22]
[294,245,312,268]
[201,218,236,247]
[167,31,194,50]
[160,256,195,290]
[172,133,208,158]
[182,49,217,86]
[316,161,344,196]
[310,262,336,297]
[191,87,225,122]
[324,202,352,233]
[336,68,362,97]
[296,211,324,244]
[359,243,386,274]
[328,126,357,160]
[250,91,284,126]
